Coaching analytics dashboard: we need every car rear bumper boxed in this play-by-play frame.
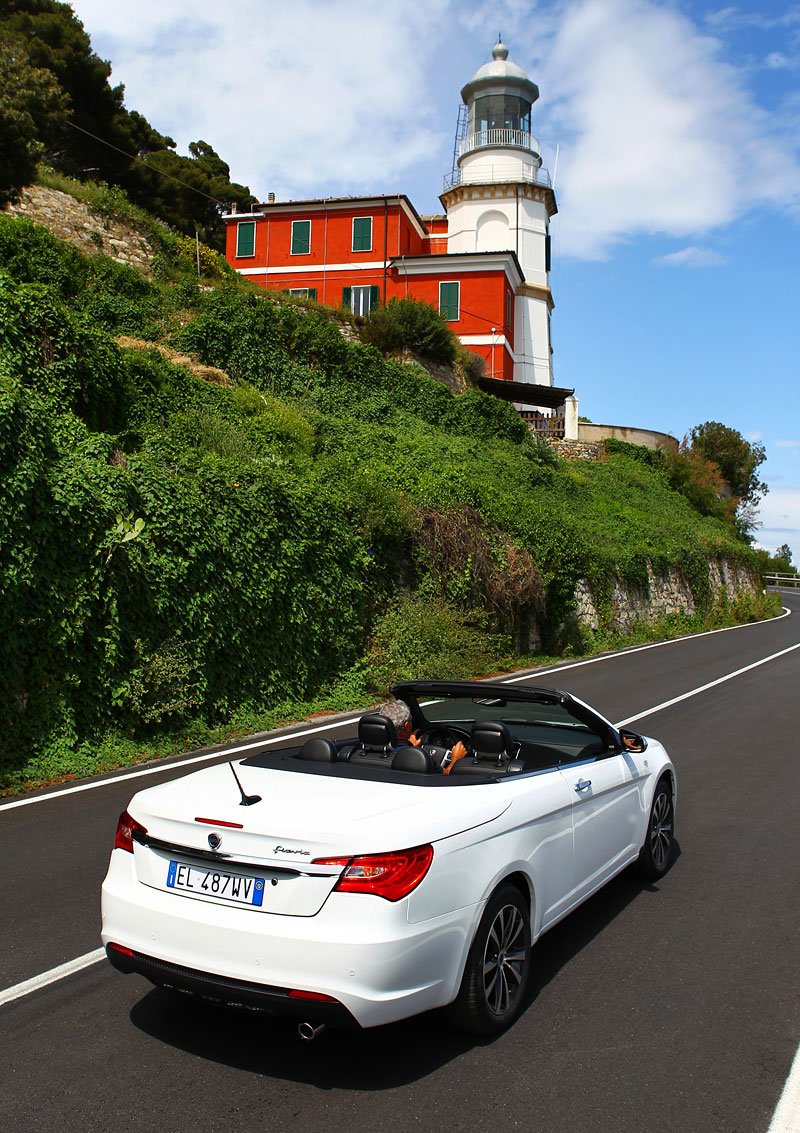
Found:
[101,850,475,1029]
[105,944,360,1027]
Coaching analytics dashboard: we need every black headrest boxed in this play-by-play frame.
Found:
[358,713,398,751]
[391,746,441,774]
[470,720,514,761]
[298,736,339,762]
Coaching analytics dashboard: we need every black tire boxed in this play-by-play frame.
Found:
[445,883,531,1036]
[634,776,675,879]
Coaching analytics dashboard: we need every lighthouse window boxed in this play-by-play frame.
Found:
[352,217,373,252]
[439,281,460,322]
[474,95,531,137]
[236,221,256,258]
[291,220,311,255]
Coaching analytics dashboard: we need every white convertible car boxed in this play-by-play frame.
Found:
[101,680,676,1037]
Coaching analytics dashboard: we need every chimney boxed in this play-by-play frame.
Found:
[268,192,276,204]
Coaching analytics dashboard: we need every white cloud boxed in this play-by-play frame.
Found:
[775,439,800,449]
[654,245,728,268]
[69,0,452,199]
[765,51,793,70]
[534,0,800,258]
[755,485,800,561]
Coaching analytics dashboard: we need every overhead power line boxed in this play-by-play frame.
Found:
[64,120,228,206]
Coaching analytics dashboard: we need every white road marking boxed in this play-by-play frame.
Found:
[615,641,800,727]
[0,948,105,1009]
[0,606,792,813]
[768,1042,800,1132]
[0,715,363,812]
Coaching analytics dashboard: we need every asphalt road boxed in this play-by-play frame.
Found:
[2,592,799,1133]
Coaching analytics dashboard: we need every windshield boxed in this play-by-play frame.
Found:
[421,695,593,732]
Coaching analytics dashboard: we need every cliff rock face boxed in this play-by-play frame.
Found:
[575,560,759,632]
[3,185,156,274]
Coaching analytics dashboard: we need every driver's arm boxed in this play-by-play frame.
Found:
[443,741,468,774]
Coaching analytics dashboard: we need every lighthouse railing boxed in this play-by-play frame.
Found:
[459,129,540,156]
[443,163,552,192]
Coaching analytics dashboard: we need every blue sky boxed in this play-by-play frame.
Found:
[69,0,800,563]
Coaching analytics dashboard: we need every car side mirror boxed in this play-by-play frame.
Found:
[619,729,648,753]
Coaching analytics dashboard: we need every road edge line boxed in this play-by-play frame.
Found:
[0,948,105,1009]
[768,1040,800,1132]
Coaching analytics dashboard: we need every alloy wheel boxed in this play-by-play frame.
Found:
[649,790,673,871]
[482,903,527,1016]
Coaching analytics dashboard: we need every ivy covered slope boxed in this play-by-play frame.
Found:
[0,213,770,793]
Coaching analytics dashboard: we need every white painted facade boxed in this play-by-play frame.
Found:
[441,42,557,386]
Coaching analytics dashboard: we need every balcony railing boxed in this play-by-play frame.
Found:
[443,162,552,192]
[460,129,540,157]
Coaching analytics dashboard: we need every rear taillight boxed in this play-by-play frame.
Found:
[314,844,433,901]
[114,809,147,853]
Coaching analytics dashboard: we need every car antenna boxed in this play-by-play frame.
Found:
[228,761,262,806]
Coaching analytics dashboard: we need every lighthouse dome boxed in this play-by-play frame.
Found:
[461,40,539,104]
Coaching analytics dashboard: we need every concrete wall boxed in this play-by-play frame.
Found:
[577,422,678,453]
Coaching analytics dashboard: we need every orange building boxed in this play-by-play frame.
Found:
[224,41,573,410]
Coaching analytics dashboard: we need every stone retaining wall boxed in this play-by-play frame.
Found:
[574,560,759,633]
[549,438,605,461]
[3,185,156,274]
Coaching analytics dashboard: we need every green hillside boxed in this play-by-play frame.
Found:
[0,207,775,794]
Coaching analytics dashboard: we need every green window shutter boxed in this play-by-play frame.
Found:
[369,285,380,311]
[342,286,352,311]
[439,282,459,322]
[353,217,372,252]
[308,287,317,301]
[291,220,311,255]
[236,221,255,257]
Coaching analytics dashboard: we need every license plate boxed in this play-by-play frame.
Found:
[166,861,265,907]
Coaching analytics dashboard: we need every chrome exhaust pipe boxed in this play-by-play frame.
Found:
[298,1021,326,1042]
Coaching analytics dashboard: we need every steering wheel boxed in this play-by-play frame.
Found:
[417,725,472,766]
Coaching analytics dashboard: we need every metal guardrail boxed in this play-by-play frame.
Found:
[443,164,553,192]
[460,129,540,157]
[764,574,800,588]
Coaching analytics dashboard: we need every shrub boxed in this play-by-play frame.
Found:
[360,297,458,365]
[365,593,510,692]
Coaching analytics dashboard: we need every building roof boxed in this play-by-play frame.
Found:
[479,377,573,409]
[390,249,525,290]
[223,193,431,239]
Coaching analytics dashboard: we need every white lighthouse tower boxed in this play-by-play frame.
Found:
[441,40,557,386]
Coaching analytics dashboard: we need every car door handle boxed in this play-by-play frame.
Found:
[575,778,592,793]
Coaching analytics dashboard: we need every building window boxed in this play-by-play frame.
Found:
[439,281,460,322]
[236,221,256,258]
[343,285,380,316]
[352,216,372,252]
[289,287,317,300]
[291,219,311,255]
[545,232,552,273]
